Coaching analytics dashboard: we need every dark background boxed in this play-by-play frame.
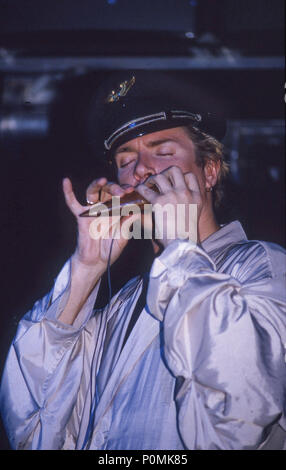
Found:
[0,0,285,450]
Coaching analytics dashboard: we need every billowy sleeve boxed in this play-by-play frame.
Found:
[0,259,101,450]
[147,239,286,450]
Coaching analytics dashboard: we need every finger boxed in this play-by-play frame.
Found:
[136,182,158,203]
[103,182,126,196]
[87,180,134,205]
[145,173,172,194]
[99,182,133,202]
[184,172,200,193]
[86,177,108,203]
[120,184,135,193]
[62,178,83,216]
[86,179,128,204]
[161,165,187,189]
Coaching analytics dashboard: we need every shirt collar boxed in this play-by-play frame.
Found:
[201,220,248,255]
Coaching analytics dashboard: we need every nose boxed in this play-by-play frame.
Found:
[133,152,155,184]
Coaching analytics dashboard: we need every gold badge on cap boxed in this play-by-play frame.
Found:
[106,76,136,103]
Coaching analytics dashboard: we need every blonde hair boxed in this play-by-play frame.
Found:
[184,125,230,208]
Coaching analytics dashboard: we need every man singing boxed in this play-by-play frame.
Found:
[1,72,285,450]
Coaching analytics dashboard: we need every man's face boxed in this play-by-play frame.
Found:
[114,126,206,191]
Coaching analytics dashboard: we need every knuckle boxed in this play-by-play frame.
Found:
[160,167,169,176]
[185,171,195,181]
[137,182,145,191]
[105,182,125,196]
[180,188,191,198]
[106,182,117,189]
[88,178,101,188]
[169,164,179,172]
[155,174,165,182]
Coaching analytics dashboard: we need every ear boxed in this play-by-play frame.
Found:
[203,159,221,191]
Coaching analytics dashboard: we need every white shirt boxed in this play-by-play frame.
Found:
[1,221,286,450]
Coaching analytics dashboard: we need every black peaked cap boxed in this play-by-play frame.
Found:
[89,71,227,158]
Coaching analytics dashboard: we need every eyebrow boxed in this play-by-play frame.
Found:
[146,138,177,148]
[115,138,177,155]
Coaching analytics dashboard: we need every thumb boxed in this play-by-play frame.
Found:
[62,177,85,216]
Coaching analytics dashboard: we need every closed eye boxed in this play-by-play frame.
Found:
[120,160,135,168]
[156,153,174,157]
[155,145,175,157]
